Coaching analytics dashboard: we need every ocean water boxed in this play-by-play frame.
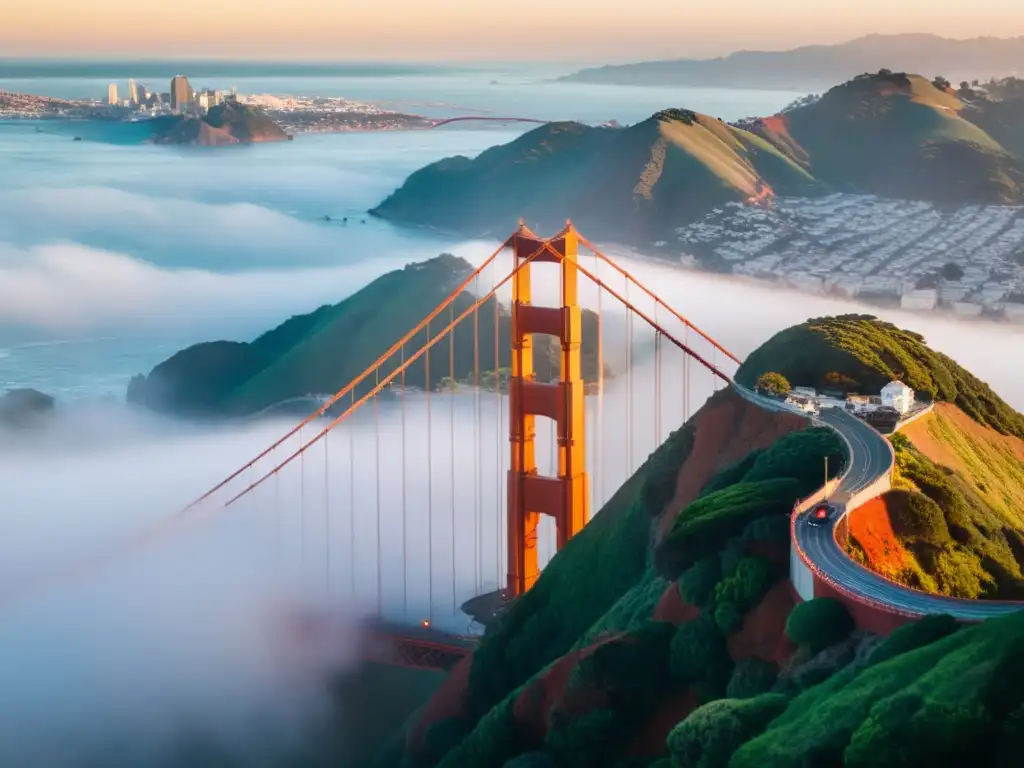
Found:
[4,64,1024,765]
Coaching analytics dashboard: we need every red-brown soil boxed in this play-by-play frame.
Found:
[845,495,914,580]
[406,653,473,753]
[653,580,701,625]
[512,633,625,744]
[623,689,700,759]
[658,390,806,540]
[728,580,797,666]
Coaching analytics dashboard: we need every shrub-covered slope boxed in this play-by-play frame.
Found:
[375,318,1024,768]
[127,254,605,417]
[736,313,1024,439]
[844,409,1024,599]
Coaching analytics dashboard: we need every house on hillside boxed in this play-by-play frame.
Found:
[881,380,914,415]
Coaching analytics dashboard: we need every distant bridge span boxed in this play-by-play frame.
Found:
[427,116,550,128]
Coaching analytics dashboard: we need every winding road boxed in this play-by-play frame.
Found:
[737,385,1023,621]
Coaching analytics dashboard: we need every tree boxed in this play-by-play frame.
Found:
[784,598,854,654]
[941,262,964,281]
[932,75,951,91]
[754,372,790,398]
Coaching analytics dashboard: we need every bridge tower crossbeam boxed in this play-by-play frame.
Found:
[506,222,589,598]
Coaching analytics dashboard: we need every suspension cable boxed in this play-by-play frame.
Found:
[577,234,742,365]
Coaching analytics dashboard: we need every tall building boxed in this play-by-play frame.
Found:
[169,75,192,113]
[127,78,137,105]
[107,83,118,105]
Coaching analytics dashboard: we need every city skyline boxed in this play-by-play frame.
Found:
[5,0,1024,61]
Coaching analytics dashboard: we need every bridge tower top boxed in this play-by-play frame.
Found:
[505,221,588,598]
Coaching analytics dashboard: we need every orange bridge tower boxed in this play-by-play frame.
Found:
[506,222,590,598]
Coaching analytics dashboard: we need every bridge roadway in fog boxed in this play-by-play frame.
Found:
[737,387,1024,621]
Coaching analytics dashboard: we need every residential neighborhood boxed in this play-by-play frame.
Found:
[674,194,1024,321]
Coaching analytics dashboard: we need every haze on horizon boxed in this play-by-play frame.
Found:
[6,0,1024,63]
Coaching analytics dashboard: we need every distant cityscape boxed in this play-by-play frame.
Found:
[104,75,238,116]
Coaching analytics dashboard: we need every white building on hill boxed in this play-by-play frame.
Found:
[881,381,914,415]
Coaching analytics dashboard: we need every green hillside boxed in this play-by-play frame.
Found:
[370,317,1024,768]
[371,110,820,242]
[736,313,1024,439]
[127,254,605,418]
[372,71,1024,245]
[152,101,289,145]
[747,72,1022,203]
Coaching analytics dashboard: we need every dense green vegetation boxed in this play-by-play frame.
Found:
[731,611,1024,768]
[376,319,1024,768]
[785,599,855,655]
[737,314,1024,438]
[128,254,605,417]
[381,401,847,768]
[753,372,789,398]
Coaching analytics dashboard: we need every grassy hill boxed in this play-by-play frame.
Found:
[370,110,820,242]
[369,316,1024,768]
[744,72,1023,204]
[127,254,606,418]
[845,406,1024,599]
[736,313,1024,439]
[152,101,289,146]
[373,72,1024,244]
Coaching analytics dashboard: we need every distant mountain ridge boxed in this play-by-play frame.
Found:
[371,72,1024,244]
[560,34,1024,90]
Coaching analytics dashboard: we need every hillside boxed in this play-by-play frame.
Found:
[152,101,289,146]
[558,34,1024,90]
[368,316,1024,768]
[844,406,1024,599]
[372,73,1023,244]
[744,72,1023,204]
[736,313,1024,439]
[127,254,606,418]
[371,110,820,241]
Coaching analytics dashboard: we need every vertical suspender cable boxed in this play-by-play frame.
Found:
[449,303,457,614]
[349,389,356,602]
[597,257,604,510]
[375,367,382,617]
[325,421,330,594]
[401,345,408,619]
[426,322,433,623]
[626,278,633,475]
[494,278,501,591]
[300,427,305,572]
[473,275,481,596]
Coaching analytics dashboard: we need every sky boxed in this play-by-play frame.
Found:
[4,0,1024,62]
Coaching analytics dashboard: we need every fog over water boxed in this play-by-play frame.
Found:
[3,68,1024,764]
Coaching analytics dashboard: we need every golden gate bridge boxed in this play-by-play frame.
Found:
[0,223,742,671]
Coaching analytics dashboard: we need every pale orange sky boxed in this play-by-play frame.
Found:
[4,0,1024,61]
